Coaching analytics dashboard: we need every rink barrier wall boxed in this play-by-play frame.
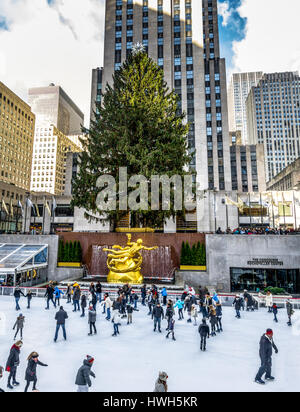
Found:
[1,286,300,308]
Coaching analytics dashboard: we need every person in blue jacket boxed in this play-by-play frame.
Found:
[161,288,168,306]
[54,286,64,307]
[174,298,184,320]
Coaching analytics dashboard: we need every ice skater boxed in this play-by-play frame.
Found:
[152,303,164,333]
[0,366,4,392]
[72,286,81,312]
[208,305,217,336]
[66,284,72,303]
[126,303,133,324]
[265,291,273,313]
[5,340,22,389]
[198,319,210,351]
[112,309,121,336]
[165,301,174,330]
[75,356,96,392]
[255,329,278,385]
[174,298,184,320]
[272,303,278,323]
[24,352,48,392]
[13,314,25,340]
[244,290,255,312]
[14,287,25,311]
[101,293,113,320]
[166,318,176,341]
[44,283,56,310]
[80,293,87,317]
[286,299,294,326]
[215,301,223,332]
[54,286,64,307]
[88,306,97,335]
[191,304,198,326]
[26,290,33,309]
[233,295,242,318]
[54,306,68,342]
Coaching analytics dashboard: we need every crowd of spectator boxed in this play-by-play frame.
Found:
[216,227,300,235]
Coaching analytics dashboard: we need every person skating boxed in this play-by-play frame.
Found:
[208,305,217,336]
[132,290,139,311]
[112,309,121,336]
[95,281,102,303]
[54,286,64,307]
[272,303,278,323]
[75,355,96,392]
[265,291,273,313]
[191,304,198,326]
[165,302,174,330]
[153,371,168,392]
[88,306,97,335]
[185,296,192,323]
[80,293,87,317]
[72,286,81,312]
[141,284,147,306]
[161,287,168,306]
[100,293,113,320]
[174,298,184,320]
[13,314,25,340]
[26,290,33,309]
[255,329,278,385]
[0,365,4,392]
[66,283,72,303]
[215,301,223,332]
[126,304,133,324]
[286,299,294,326]
[233,295,242,318]
[152,303,164,333]
[166,318,176,341]
[14,287,25,311]
[90,291,97,311]
[24,352,48,392]
[54,306,68,342]
[147,291,154,316]
[244,290,255,311]
[198,319,210,351]
[5,340,22,389]
[44,283,56,310]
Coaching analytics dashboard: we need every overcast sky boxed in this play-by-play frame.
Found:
[0,0,300,126]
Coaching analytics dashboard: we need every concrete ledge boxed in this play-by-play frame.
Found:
[176,270,209,289]
[55,267,83,283]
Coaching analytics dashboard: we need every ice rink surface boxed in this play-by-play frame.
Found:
[0,295,299,392]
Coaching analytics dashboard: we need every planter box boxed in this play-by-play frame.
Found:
[57,262,81,268]
[180,265,207,271]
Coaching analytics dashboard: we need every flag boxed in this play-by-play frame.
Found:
[225,196,244,212]
[26,198,33,208]
[10,199,14,217]
[1,199,9,214]
[45,201,51,216]
[34,204,40,218]
[52,197,57,213]
[237,196,245,212]
[18,200,24,216]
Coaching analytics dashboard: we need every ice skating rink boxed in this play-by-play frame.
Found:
[0,296,299,392]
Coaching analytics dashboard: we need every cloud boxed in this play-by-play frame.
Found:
[232,0,300,75]
[218,1,232,27]
[0,0,105,126]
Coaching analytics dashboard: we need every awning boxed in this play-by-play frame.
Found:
[0,243,48,274]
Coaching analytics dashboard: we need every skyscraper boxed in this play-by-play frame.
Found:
[90,67,103,124]
[100,0,231,192]
[228,72,263,144]
[247,72,300,182]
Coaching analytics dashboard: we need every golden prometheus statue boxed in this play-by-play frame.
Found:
[103,234,158,284]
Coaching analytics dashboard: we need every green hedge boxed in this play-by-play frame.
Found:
[264,287,287,295]
[180,241,206,266]
[58,240,82,263]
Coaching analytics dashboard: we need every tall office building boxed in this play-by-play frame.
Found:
[247,72,300,182]
[28,84,84,135]
[90,67,103,124]
[0,81,35,232]
[101,0,231,192]
[228,72,263,144]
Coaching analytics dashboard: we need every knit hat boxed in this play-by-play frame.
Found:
[158,371,168,382]
[266,329,273,336]
[86,355,94,364]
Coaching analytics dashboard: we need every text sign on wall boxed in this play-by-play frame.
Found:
[247,258,284,266]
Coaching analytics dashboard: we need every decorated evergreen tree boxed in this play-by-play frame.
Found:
[72,47,192,228]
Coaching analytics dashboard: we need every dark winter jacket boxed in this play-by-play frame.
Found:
[81,295,87,308]
[168,319,175,331]
[166,306,174,319]
[44,286,54,299]
[244,292,254,306]
[26,292,33,301]
[13,316,25,330]
[152,306,164,319]
[126,305,133,314]
[75,360,95,387]
[5,345,20,371]
[286,302,294,317]
[198,324,210,338]
[259,334,278,362]
[95,283,102,293]
[14,289,25,299]
[55,308,68,325]
[233,297,242,310]
[88,309,97,324]
[25,359,47,382]
[73,288,81,301]
[216,305,222,317]
[272,305,278,315]
[141,286,146,297]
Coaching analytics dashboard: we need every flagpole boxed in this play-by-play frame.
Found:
[282,192,286,228]
[42,196,46,235]
[248,192,252,227]
[293,190,297,230]
[260,192,263,226]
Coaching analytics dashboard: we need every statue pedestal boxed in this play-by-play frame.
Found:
[107,270,144,284]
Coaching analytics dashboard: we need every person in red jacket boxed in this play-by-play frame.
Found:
[5,340,23,389]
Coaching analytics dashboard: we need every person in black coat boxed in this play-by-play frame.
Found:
[26,290,33,309]
[255,329,278,384]
[165,303,174,331]
[232,295,242,318]
[0,365,4,392]
[198,319,210,351]
[24,352,48,392]
[54,306,68,342]
[90,292,97,311]
[141,285,147,306]
[14,287,25,311]
[44,284,56,310]
[95,282,102,302]
[80,294,87,317]
[152,303,164,332]
[166,318,176,341]
[5,340,22,389]
[244,291,255,311]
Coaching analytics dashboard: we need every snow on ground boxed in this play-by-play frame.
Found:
[0,295,299,392]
